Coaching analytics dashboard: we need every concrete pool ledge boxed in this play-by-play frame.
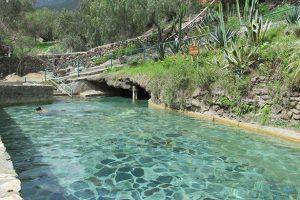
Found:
[149,101,300,144]
[0,137,22,200]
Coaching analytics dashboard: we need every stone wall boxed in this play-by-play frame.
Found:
[0,137,22,200]
[38,38,147,70]
[0,56,44,77]
[189,76,300,122]
[0,84,53,107]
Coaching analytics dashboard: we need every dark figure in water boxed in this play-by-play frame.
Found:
[35,107,47,113]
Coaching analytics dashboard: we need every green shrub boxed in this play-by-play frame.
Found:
[259,105,271,125]
[218,96,235,109]
[233,103,254,117]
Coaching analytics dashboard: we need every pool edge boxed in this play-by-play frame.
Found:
[0,137,23,200]
[148,101,300,144]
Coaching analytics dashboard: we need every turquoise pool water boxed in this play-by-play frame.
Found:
[1,97,300,200]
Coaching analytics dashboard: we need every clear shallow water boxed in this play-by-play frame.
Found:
[1,97,300,200]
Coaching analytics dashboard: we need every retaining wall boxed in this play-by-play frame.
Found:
[0,84,53,107]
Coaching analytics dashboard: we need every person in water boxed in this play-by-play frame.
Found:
[35,107,47,113]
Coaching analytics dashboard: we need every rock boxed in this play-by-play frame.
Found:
[119,56,127,64]
[296,104,300,110]
[70,80,100,94]
[74,189,95,199]
[144,188,160,197]
[191,99,201,108]
[139,156,153,164]
[291,109,300,115]
[290,101,297,107]
[290,97,300,101]
[118,167,132,173]
[192,88,202,98]
[217,109,224,116]
[211,105,220,112]
[293,114,300,120]
[69,181,89,190]
[156,176,173,183]
[131,168,144,177]
[261,95,271,101]
[100,159,115,165]
[80,90,105,97]
[115,172,133,182]
[95,167,116,177]
[86,177,102,186]
[281,110,293,120]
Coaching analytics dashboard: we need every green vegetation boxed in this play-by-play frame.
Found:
[102,1,300,128]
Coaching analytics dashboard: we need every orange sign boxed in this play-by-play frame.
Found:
[189,46,199,56]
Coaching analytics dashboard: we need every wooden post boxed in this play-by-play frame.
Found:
[132,86,138,103]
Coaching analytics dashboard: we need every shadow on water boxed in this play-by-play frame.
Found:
[0,109,68,200]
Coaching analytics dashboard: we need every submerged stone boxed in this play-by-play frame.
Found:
[114,153,127,159]
[115,172,133,182]
[164,189,173,196]
[144,188,160,197]
[133,183,140,189]
[118,166,132,172]
[97,188,110,196]
[69,181,89,190]
[173,192,184,200]
[86,177,102,186]
[160,183,172,188]
[156,176,173,183]
[104,178,115,187]
[95,166,116,177]
[74,189,95,199]
[147,180,161,187]
[139,156,153,164]
[136,178,147,183]
[101,159,115,165]
[131,168,144,177]
[166,133,181,138]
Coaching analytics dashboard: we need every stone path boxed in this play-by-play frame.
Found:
[0,137,22,200]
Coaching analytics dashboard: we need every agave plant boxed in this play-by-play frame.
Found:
[157,42,167,61]
[224,41,257,76]
[245,11,271,44]
[210,25,235,48]
[286,6,300,24]
[209,4,235,48]
[169,41,181,54]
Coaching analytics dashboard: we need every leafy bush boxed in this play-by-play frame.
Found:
[259,105,271,125]
[218,96,235,109]
[233,103,254,117]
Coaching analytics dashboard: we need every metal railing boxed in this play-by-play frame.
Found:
[49,79,73,97]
